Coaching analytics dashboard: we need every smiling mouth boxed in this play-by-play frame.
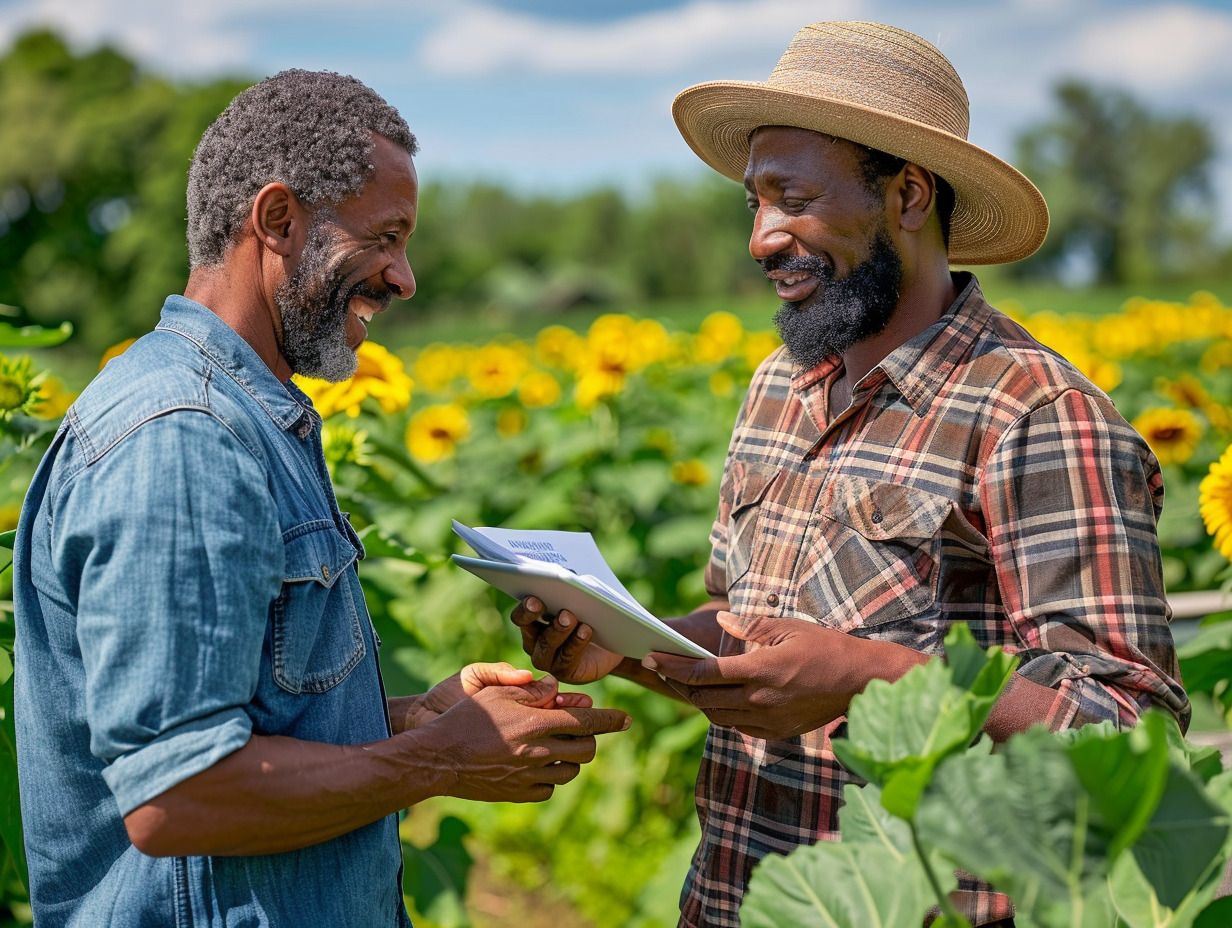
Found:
[770,273,819,303]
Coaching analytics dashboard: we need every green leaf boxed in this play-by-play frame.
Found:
[0,321,72,347]
[402,815,474,928]
[0,672,29,892]
[830,627,1014,820]
[357,525,432,565]
[917,728,1120,928]
[1193,895,1232,928]
[1065,713,1171,861]
[740,838,937,928]
[0,531,14,550]
[1177,622,1232,696]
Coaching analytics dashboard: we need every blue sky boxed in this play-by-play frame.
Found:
[2,0,1231,227]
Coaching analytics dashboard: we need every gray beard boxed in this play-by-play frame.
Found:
[274,218,360,383]
[768,227,903,371]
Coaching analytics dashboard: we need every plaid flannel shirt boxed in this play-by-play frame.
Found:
[679,274,1190,928]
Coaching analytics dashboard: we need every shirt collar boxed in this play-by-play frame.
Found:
[789,272,988,415]
[155,295,319,435]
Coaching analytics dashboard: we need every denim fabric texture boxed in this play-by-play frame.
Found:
[14,296,411,927]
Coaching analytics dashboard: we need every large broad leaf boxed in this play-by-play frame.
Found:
[831,625,1015,820]
[917,728,1123,928]
[402,815,474,928]
[1064,713,1172,861]
[1176,622,1232,695]
[740,841,937,928]
[0,672,29,892]
[0,321,72,348]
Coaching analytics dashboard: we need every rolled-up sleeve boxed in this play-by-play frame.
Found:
[50,410,284,815]
[979,388,1190,732]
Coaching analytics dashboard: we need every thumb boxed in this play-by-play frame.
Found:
[717,610,794,647]
[459,661,535,696]
[513,673,560,708]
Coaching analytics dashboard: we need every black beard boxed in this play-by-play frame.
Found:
[274,219,392,382]
[765,227,903,371]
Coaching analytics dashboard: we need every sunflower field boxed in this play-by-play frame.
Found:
[3,291,1232,926]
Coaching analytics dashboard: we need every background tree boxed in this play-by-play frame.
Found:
[1012,80,1217,285]
[0,30,248,352]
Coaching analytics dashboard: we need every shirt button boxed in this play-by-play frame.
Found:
[871,509,884,524]
[766,592,780,606]
[322,565,331,581]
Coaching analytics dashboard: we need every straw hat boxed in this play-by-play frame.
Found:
[672,21,1048,265]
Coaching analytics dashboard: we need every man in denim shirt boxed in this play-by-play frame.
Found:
[14,70,630,927]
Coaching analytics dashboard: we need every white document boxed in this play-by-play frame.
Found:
[451,520,714,660]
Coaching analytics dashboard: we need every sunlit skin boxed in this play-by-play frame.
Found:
[512,125,1058,742]
[124,133,632,859]
[185,134,418,383]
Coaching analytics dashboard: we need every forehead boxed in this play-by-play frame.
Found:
[744,126,866,189]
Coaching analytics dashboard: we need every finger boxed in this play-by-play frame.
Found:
[643,652,721,686]
[459,662,534,695]
[511,596,550,628]
[717,610,807,648]
[513,674,560,707]
[555,692,594,709]
[531,610,582,670]
[552,621,606,676]
[553,706,632,736]
[537,761,582,785]
[540,737,598,766]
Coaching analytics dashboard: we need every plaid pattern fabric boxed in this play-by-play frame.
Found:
[679,274,1190,928]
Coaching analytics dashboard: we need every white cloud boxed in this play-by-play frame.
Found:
[1067,3,1232,90]
[419,0,870,77]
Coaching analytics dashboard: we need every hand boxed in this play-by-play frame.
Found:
[392,663,595,732]
[426,676,631,803]
[511,597,625,684]
[642,611,926,740]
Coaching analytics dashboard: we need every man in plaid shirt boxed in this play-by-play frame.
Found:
[512,21,1190,928]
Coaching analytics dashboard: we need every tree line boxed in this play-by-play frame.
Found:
[0,29,1223,356]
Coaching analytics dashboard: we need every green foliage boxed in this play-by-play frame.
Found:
[403,816,476,927]
[1014,81,1217,285]
[0,30,249,353]
[743,628,1232,928]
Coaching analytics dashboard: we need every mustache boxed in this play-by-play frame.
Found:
[347,281,394,312]
[758,253,834,280]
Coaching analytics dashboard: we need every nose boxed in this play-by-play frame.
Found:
[748,205,793,262]
[384,248,416,300]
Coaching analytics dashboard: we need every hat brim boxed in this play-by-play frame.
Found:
[673,80,1049,265]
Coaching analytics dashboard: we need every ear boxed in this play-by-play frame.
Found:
[894,163,937,234]
[250,182,306,257]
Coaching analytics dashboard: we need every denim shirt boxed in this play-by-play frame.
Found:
[14,296,412,927]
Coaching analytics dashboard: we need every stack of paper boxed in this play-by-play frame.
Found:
[451,520,714,659]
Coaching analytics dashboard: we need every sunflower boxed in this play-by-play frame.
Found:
[694,312,744,364]
[406,403,471,463]
[517,370,561,408]
[1131,407,1203,466]
[99,337,137,369]
[1200,444,1232,561]
[413,343,466,393]
[295,341,413,419]
[670,459,710,486]
[468,343,529,399]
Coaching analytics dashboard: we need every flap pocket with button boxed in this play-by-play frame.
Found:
[272,523,365,694]
[725,461,783,591]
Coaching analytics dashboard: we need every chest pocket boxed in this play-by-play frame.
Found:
[272,524,366,694]
[808,476,952,631]
[724,461,782,592]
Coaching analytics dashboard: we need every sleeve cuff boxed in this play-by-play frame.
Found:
[102,708,253,816]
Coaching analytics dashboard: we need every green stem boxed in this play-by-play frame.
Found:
[911,822,971,928]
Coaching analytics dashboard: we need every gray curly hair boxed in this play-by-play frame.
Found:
[186,69,418,268]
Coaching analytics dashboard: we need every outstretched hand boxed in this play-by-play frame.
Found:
[643,611,926,740]
[424,675,631,803]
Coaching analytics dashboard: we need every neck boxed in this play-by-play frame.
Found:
[839,251,958,388]
[183,241,293,381]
